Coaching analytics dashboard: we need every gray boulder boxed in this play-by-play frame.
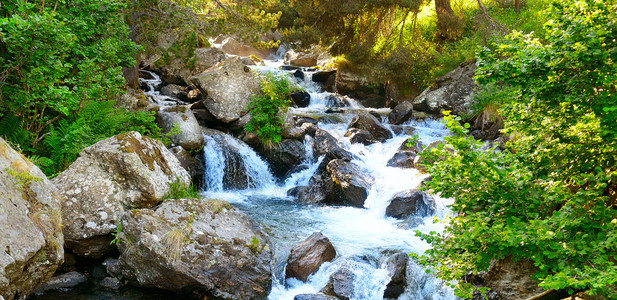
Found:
[311,128,354,161]
[33,272,87,294]
[286,232,336,282]
[345,128,375,145]
[259,139,306,179]
[160,84,188,101]
[482,257,544,299]
[53,132,190,258]
[157,105,204,151]
[347,112,393,143]
[320,265,356,300]
[388,101,414,125]
[118,198,272,299]
[386,140,423,169]
[382,252,408,298]
[325,159,374,208]
[190,57,260,123]
[221,37,275,59]
[291,90,311,108]
[0,138,64,300]
[412,61,477,117]
[161,47,228,85]
[385,190,436,218]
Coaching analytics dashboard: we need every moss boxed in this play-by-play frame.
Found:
[115,132,173,175]
[205,199,232,215]
[164,106,187,114]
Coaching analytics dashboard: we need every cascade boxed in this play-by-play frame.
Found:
[199,58,458,299]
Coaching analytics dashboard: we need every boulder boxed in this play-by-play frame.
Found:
[320,265,356,300]
[311,128,355,162]
[32,272,87,294]
[388,101,414,125]
[386,140,423,169]
[160,84,188,101]
[53,132,190,258]
[161,47,228,85]
[412,60,477,117]
[284,50,317,67]
[347,112,393,143]
[240,57,256,66]
[118,198,272,299]
[390,125,416,136]
[292,69,305,81]
[335,70,384,108]
[482,257,544,299]
[0,138,64,300]
[259,139,306,179]
[294,294,339,300]
[382,252,408,298]
[99,277,122,290]
[221,37,275,59]
[291,90,311,108]
[325,159,374,208]
[385,190,436,218]
[157,105,204,151]
[190,57,260,123]
[312,70,336,92]
[345,128,375,145]
[169,146,204,186]
[286,232,336,282]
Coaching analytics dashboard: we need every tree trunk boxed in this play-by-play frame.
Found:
[515,0,521,14]
[435,0,460,41]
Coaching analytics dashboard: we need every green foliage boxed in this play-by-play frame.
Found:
[0,0,139,149]
[244,72,296,145]
[406,134,420,148]
[5,168,43,191]
[163,178,199,200]
[417,0,617,297]
[42,100,159,176]
[110,221,123,245]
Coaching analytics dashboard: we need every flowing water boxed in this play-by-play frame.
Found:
[199,58,459,300]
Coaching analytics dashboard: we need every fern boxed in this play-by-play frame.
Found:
[0,115,33,152]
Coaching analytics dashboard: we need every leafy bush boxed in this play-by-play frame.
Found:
[416,0,617,297]
[0,0,139,150]
[163,178,199,200]
[244,72,296,145]
[42,100,159,176]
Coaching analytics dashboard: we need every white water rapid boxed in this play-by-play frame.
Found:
[199,57,459,299]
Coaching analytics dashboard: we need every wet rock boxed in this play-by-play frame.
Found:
[286,232,336,282]
[259,139,306,179]
[386,190,436,218]
[53,132,190,258]
[312,70,336,92]
[32,272,87,294]
[388,101,414,125]
[99,277,122,290]
[0,138,64,300]
[414,140,453,173]
[345,128,375,145]
[160,84,188,101]
[311,128,355,162]
[386,140,423,169]
[157,105,204,151]
[291,90,311,108]
[347,112,393,143]
[382,252,408,298]
[325,159,374,208]
[335,70,384,108]
[221,37,275,59]
[160,47,228,85]
[294,294,339,300]
[292,69,305,81]
[321,265,355,300]
[102,257,122,279]
[169,146,203,186]
[119,198,272,299]
[390,125,416,136]
[190,57,260,123]
[326,94,350,108]
[412,60,476,117]
[240,56,256,66]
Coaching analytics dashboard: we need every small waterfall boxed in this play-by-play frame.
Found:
[202,132,275,191]
[138,70,183,106]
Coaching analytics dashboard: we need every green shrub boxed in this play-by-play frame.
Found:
[416,0,617,297]
[163,178,199,200]
[244,72,296,145]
